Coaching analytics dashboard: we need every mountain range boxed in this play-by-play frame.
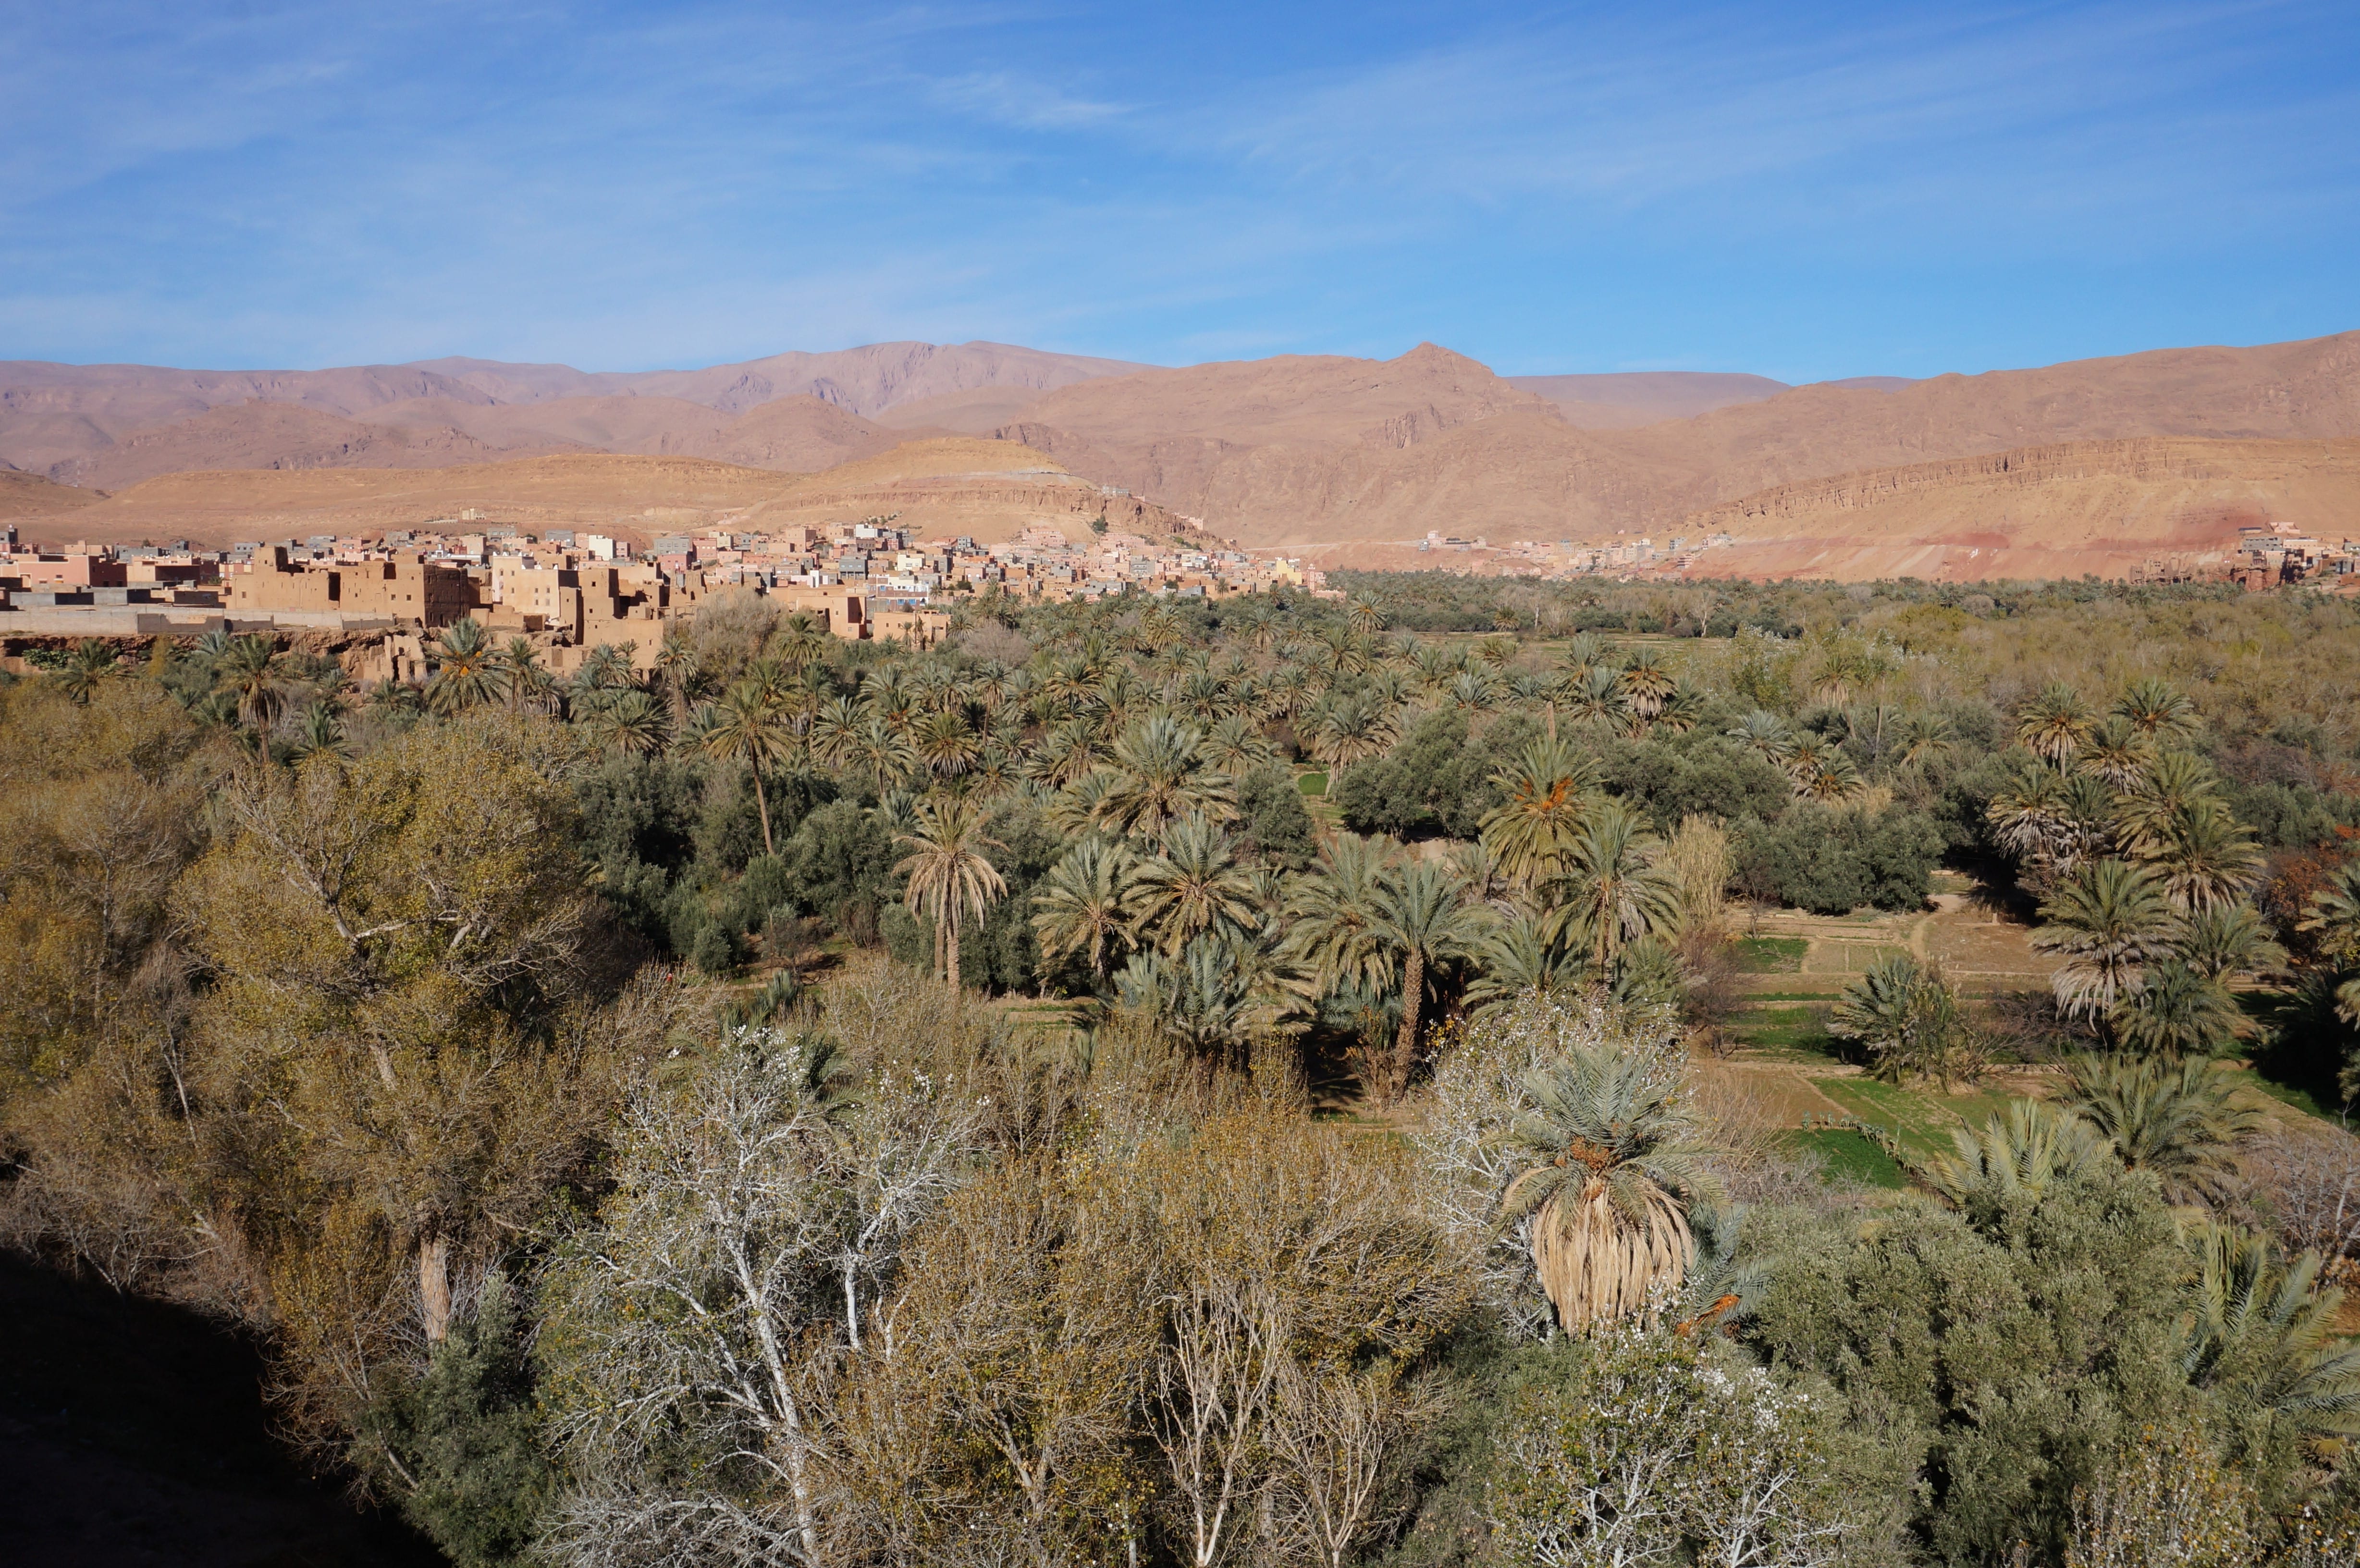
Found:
[5,331,2356,580]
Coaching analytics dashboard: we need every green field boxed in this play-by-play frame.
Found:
[1734,935,1809,973]
[1727,1004,1840,1059]
[1812,1075,1956,1157]
[1790,1127,1907,1189]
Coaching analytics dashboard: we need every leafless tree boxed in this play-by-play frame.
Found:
[1266,1362,1443,1568]
[539,1033,846,1564]
[539,1024,984,1567]
[1152,1274,1293,1568]
[2233,1119,2360,1284]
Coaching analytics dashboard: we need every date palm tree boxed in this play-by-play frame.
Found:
[1444,669,1499,713]
[1201,712,1276,775]
[424,617,503,715]
[2181,904,2287,983]
[2031,859,2180,1024]
[2075,715,2155,791]
[1987,766,2073,865]
[1559,633,1612,680]
[213,632,285,728]
[1917,1101,2107,1214]
[1114,936,1256,1060]
[1025,718,1110,789]
[2137,802,2263,914]
[652,629,699,718]
[1830,952,1966,1086]
[2112,676,2201,745]
[1131,815,1262,954]
[2112,750,2224,853]
[2059,1055,2262,1203]
[692,676,796,856]
[1787,740,1866,804]
[574,641,634,698]
[2016,682,2095,766]
[1371,860,1487,1102]
[586,686,670,758]
[1346,594,1386,636]
[1285,833,1397,1000]
[1500,1041,1724,1333]
[911,705,983,784]
[1466,916,1586,1014]
[773,611,830,674]
[497,637,552,715]
[49,638,118,705]
[2110,960,2246,1059]
[2299,861,2360,1027]
[1727,709,1796,764]
[845,718,918,799]
[1561,664,1627,731]
[287,699,349,761]
[895,797,1007,993]
[1651,681,1704,736]
[1478,736,1600,890]
[1029,837,1140,982]
[2181,1225,2360,1443]
[1895,710,1955,770]
[1618,648,1675,719]
[1308,690,1399,768]
[1411,642,1460,699]
[1100,715,1237,837]
[1548,802,1681,972]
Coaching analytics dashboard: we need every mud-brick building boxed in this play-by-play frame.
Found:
[228,549,477,625]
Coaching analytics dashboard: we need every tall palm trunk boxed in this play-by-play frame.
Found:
[946,918,963,994]
[751,765,774,857]
[1390,947,1425,1104]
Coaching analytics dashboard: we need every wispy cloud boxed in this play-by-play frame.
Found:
[930,72,1128,130]
[4,0,2355,376]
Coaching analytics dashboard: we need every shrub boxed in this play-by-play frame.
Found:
[1731,803,1943,914]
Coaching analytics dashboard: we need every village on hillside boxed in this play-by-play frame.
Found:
[0,512,1341,674]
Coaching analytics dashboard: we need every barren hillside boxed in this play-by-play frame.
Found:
[1684,436,2360,581]
[0,469,104,524]
[0,341,1142,474]
[366,393,930,471]
[10,331,2358,577]
[7,440,1180,553]
[47,403,564,490]
[19,454,800,548]
[1505,370,1792,429]
[983,331,2360,551]
[1597,330,2360,514]
[741,437,1185,544]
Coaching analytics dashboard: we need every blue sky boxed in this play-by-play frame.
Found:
[5,1,2355,380]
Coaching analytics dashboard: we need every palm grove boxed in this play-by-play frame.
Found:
[4,570,2360,1567]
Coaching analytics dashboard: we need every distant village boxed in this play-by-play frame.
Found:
[1423,528,1739,575]
[0,513,1334,675]
[4,510,2354,673]
[1422,520,2360,590]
